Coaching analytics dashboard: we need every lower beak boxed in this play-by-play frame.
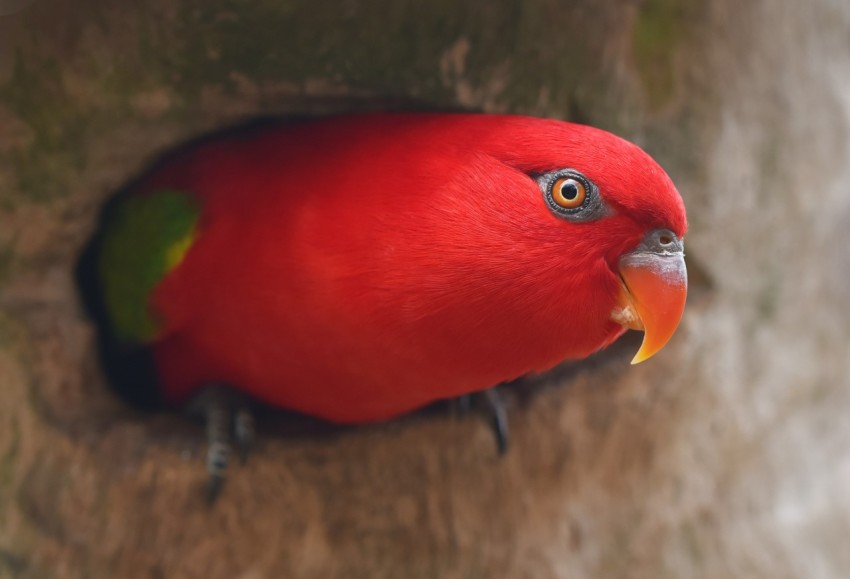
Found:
[611,229,687,364]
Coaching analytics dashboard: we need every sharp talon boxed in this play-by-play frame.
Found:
[205,440,229,504]
[234,406,255,463]
[451,387,511,454]
[484,388,509,455]
[207,441,230,477]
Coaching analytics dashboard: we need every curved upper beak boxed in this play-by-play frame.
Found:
[611,229,687,364]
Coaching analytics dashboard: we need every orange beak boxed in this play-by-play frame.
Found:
[611,229,687,364]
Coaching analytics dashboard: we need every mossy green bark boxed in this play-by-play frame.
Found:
[632,0,690,109]
[0,0,702,206]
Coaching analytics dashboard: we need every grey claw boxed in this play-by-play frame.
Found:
[206,440,230,479]
[234,406,255,463]
[484,388,509,455]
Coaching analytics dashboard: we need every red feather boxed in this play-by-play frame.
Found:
[133,114,685,422]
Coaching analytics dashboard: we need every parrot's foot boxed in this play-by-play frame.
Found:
[188,385,255,503]
[452,387,509,454]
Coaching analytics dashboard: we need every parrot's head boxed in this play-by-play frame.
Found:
[476,117,688,364]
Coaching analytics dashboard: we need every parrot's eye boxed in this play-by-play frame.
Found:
[539,169,605,221]
[552,177,587,209]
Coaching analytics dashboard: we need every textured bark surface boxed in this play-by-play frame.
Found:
[1,0,849,577]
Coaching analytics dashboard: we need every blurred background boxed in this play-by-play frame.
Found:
[1,0,849,577]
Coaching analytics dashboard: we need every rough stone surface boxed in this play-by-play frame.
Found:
[1,0,849,577]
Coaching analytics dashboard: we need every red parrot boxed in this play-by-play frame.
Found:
[78,113,686,493]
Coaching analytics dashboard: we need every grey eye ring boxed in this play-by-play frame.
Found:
[539,169,606,221]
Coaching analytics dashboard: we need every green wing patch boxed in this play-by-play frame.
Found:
[99,189,199,342]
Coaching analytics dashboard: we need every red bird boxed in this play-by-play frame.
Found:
[79,114,687,494]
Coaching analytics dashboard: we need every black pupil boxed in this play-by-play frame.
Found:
[561,181,579,200]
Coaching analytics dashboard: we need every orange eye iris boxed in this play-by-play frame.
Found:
[552,177,587,209]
